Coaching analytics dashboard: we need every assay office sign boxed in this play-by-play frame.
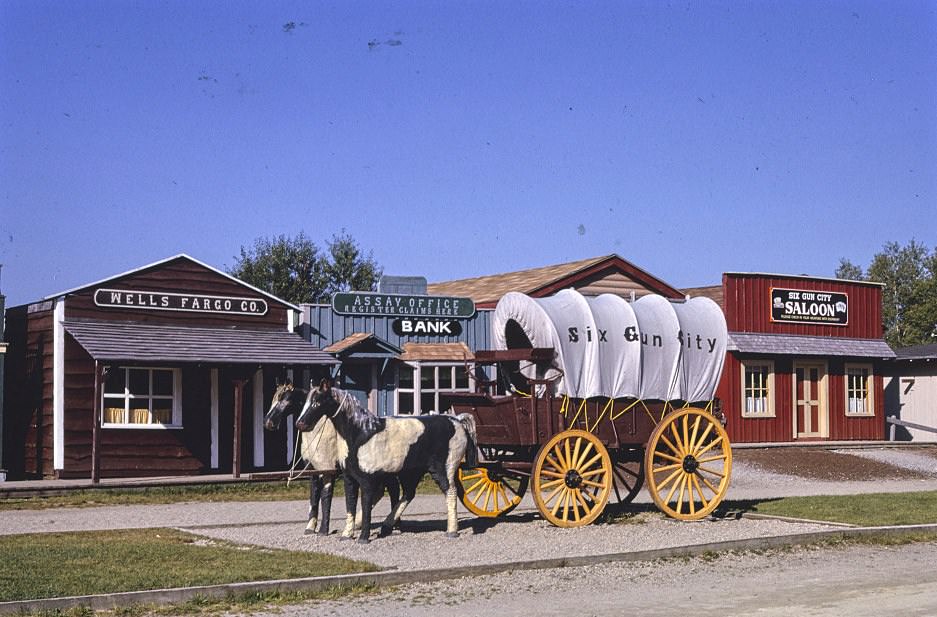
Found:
[332,292,475,318]
[94,288,269,316]
[770,288,848,326]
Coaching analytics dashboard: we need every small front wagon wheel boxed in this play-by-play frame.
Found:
[458,466,529,518]
[532,430,612,527]
[645,407,732,521]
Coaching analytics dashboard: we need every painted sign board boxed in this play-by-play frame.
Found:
[332,292,475,318]
[94,288,269,316]
[392,318,463,336]
[770,288,848,326]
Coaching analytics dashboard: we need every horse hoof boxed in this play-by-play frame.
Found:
[445,532,460,539]
[339,535,353,542]
[317,530,330,537]
[356,537,370,545]
[378,525,393,537]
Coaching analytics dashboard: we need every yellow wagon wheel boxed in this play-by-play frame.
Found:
[644,407,732,521]
[458,466,529,518]
[532,429,612,527]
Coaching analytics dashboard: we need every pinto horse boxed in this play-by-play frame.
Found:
[264,382,399,537]
[296,378,478,543]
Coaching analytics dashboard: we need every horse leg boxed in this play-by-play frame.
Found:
[380,472,416,537]
[356,478,378,544]
[317,473,334,536]
[340,473,359,540]
[386,475,401,530]
[430,464,460,538]
[305,475,323,535]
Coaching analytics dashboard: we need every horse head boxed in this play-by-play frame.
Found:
[264,380,304,430]
[296,377,340,431]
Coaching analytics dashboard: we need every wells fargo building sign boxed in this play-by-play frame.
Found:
[770,288,848,326]
[94,288,269,316]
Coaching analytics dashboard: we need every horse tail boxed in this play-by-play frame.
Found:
[456,413,478,468]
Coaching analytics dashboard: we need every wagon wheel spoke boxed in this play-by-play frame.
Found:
[533,430,612,528]
[458,467,529,518]
[644,408,732,521]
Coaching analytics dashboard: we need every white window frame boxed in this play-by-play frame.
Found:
[740,359,775,418]
[844,363,875,417]
[101,366,183,429]
[395,362,471,415]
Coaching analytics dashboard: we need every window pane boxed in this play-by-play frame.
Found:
[421,368,435,389]
[152,399,173,424]
[439,368,454,390]
[129,399,150,424]
[104,369,126,394]
[103,404,125,424]
[152,370,173,396]
[128,369,149,396]
[455,368,469,389]
[397,392,414,415]
[398,366,414,389]
[421,393,435,413]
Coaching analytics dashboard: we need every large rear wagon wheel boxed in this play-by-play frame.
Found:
[457,466,529,518]
[645,407,732,521]
[532,430,612,527]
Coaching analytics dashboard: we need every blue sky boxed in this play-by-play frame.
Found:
[1,1,935,307]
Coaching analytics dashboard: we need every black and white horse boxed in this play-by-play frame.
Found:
[296,378,478,543]
[264,382,399,537]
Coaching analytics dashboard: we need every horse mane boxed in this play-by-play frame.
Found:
[330,385,382,433]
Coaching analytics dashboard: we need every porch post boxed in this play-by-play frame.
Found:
[232,379,248,478]
[91,361,102,484]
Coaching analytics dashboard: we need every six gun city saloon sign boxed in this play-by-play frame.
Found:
[770,287,848,326]
[332,291,475,337]
[94,288,269,316]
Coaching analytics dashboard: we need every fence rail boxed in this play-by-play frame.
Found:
[886,416,937,440]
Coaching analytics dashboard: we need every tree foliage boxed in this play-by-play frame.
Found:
[229,231,381,305]
[837,240,937,348]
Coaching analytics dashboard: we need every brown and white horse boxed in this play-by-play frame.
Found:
[296,378,478,543]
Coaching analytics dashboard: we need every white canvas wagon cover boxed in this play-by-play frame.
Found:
[492,290,727,402]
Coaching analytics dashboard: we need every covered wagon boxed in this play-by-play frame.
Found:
[443,289,731,525]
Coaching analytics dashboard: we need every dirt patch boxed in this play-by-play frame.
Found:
[733,448,933,482]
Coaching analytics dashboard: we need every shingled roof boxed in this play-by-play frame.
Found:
[728,332,896,358]
[64,320,338,365]
[426,254,683,307]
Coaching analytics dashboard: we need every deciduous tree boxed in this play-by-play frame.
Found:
[229,231,381,305]
[837,240,937,348]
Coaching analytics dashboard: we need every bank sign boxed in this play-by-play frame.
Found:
[332,292,475,318]
[770,288,848,326]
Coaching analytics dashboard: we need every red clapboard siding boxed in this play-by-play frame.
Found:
[723,273,883,339]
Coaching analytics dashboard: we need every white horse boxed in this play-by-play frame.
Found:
[265,382,399,537]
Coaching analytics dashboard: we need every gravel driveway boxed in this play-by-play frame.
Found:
[5,445,936,574]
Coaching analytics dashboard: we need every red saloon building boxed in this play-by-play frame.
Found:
[692,273,895,443]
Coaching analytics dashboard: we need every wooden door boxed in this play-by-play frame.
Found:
[794,362,828,439]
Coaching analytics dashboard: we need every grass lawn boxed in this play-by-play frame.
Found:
[730,491,937,526]
[0,528,379,603]
[0,477,444,511]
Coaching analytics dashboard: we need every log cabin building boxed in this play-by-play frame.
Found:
[2,255,336,480]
